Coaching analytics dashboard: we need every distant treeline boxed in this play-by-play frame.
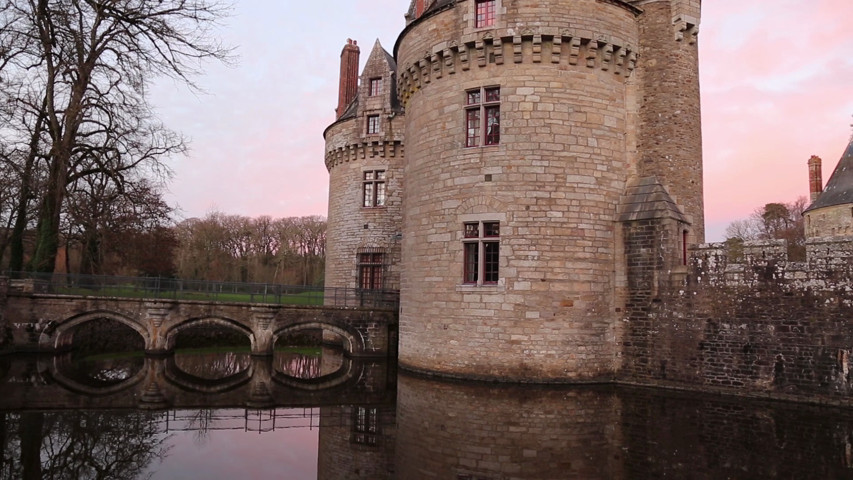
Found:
[0,212,327,287]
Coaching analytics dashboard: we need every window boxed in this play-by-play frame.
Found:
[463,221,499,285]
[352,407,378,445]
[475,0,496,28]
[362,170,386,207]
[358,252,384,289]
[465,87,500,147]
[366,114,380,134]
[369,77,383,96]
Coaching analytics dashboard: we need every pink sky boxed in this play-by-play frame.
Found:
[151,0,853,242]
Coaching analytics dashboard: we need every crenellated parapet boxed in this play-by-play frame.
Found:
[325,140,405,171]
[691,237,853,294]
[396,29,638,107]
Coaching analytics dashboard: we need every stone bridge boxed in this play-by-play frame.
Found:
[0,354,394,411]
[1,292,398,357]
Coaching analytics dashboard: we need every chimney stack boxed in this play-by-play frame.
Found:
[808,155,823,203]
[415,0,426,17]
[336,39,360,119]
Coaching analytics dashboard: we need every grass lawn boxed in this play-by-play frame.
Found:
[50,285,325,305]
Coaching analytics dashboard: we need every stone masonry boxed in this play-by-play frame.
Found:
[323,0,853,402]
[388,0,703,382]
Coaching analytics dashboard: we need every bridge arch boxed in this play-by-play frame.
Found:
[164,316,256,352]
[40,310,149,352]
[274,322,365,356]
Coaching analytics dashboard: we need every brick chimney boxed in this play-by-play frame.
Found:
[336,39,360,119]
[808,155,823,203]
[415,0,426,17]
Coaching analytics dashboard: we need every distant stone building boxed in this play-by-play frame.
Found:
[804,139,853,238]
[324,0,704,383]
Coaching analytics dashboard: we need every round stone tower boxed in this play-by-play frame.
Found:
[324,39,405,293]
[393,0,703,382]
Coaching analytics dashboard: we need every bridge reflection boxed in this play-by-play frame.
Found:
[0,352,394,411]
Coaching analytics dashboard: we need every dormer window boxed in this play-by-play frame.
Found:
[369,77,383,96]
[475,0,496,28]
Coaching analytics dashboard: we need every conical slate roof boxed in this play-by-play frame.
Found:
[804,138,853,213]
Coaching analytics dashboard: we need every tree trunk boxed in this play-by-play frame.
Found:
[29,159,66,273]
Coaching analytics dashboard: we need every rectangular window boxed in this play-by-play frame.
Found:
[352,407,378,445]
[463,221,500,285]
[475,0,496,28]
[362,170,386,207]
[465,87,500,147]
[369,77,383,96]
[358,252,384,289]
[367,114,380,134]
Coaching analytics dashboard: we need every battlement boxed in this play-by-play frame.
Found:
[325,140,405,171]
[397,30,638,106]
[692,237,853,294]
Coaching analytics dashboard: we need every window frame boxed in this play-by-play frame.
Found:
[357,251,385,290]
[463,220,500,285]
[352,407,379,446]
[474,0,497,28]
[366,114,381,135]
[465,86,500,148]
[362,170,387,208]
[368,77,383,96]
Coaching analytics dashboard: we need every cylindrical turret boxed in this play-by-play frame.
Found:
[395,0,645,381]
[634,0,705,243]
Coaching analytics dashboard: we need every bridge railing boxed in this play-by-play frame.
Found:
[2,272,399,310]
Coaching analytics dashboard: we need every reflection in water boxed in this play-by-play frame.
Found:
[0,410,167,480]
[274,350,322,379]
[5,354,853,479]
[67,354,145,387]
[169,348,341,380]
[173,351,252,380]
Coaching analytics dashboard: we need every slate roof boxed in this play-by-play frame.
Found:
[804,138,853,213]
[618,176,690,223]
[332,41,400,124]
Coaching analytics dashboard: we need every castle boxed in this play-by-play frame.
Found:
[324,0,853,398]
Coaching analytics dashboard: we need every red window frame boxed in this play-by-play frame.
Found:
[465,87,500,148]
[358,253,384,289]
[475,0,496,28]
[369,77,383,96]
[463,221,500,285]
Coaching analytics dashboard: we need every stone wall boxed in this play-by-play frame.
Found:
[622,236,853,405]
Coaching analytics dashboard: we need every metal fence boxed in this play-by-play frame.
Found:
[3,271,399,310]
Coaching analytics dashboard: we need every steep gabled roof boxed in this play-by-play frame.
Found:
[805,138,853,213]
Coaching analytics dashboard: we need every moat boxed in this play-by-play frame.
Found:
[2,350,853,479]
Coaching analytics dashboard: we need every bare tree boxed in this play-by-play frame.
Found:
[1,0,232,272]
[724,196,808,261]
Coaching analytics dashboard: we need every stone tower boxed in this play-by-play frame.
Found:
[326,0,704,382]
[324,40,405,292]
